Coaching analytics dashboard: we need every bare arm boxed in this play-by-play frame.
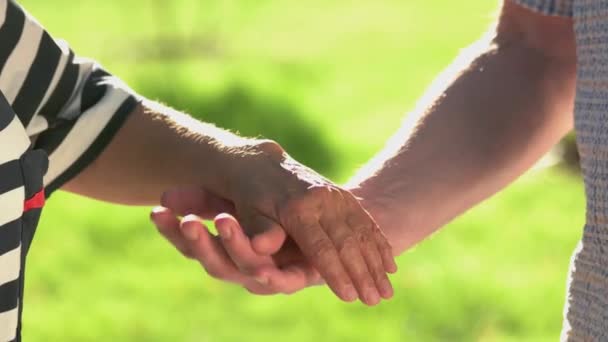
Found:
[137,1,577,299]
[62,100,245,205]
[62,99,397,305]
[349,1,576,253]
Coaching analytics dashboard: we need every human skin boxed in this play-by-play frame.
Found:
[152,0,576,298]
[62,100,397,306]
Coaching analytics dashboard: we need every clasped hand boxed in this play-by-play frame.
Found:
[150,140,397,306]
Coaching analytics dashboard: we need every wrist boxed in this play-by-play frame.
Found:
[209,138,286,199]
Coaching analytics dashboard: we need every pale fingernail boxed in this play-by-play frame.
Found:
[364,288,380,305]
[217,224,232,240]
[380,280,394,299]
[151,207,165,215]
[255,276,268,285]
[384,255,398,274]
[150,207,164,221]
[343,285,358,302]
[183,226,199,241]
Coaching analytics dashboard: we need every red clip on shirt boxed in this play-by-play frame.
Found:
[23,189,45,212]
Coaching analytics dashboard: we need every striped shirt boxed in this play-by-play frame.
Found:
[0,1,138,341]
[514,0,608,340]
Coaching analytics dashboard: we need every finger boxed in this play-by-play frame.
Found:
[150,206,193,258]
[285,219,357,303]
[214,213,273,274]
[155,212,280,295]
[180,215,250,284]
[216,214,310,294]
[185,215,283,293]
[355,225,394,300]
[346,197,398,274]
[343,206,393,303]
[256,263,321,295]
[373,227,398,274]
[161,187,235,219]
[322,220,381,306]
[344,210,394,301]
[243,282,281,296]
[241,213,287,255]
[350,217,397,278]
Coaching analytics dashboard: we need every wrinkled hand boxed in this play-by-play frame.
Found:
[151,185,395,305]
[213,141,397,303]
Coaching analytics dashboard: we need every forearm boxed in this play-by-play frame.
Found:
[62,100,260,205]
[350,23,576,254]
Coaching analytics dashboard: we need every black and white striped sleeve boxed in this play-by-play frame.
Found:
[0,100,29,342]
[0,0,140,195]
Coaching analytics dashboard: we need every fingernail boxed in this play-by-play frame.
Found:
[380,280,394,299]
[150,207,164,221]
[217,224,232,240]
[389,260,398,274]
[183,226,199,241]
[364,288,380,305]
[343,285,358,302]
[255,276,268,285]
[151,206,164,215]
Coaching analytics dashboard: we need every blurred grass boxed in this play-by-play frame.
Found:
[17,0,584,341]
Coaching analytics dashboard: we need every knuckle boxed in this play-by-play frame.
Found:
[379,237,393,251]
[300,186,336,207]
[369,223,383,235]
[374,227,388,240]
[318,186,347,204]
[367,252,385,271]
[280,186,342,222]
[307,186,331,198]
[357,231,374,247]
[311,239,335,260]
[373,230,392,248]
[280,200,319,226]
[282,197,308,214]
[337,235,359,257]
[254,139,285,157]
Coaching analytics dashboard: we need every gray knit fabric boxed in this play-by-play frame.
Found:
[513,0,608,340]
[513,0,574,16]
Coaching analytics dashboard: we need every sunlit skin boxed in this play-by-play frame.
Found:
[65,101,397,306]
[149,1,576,300]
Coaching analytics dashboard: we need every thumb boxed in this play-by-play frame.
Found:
[240,213,287,255]
[161,186,235,219]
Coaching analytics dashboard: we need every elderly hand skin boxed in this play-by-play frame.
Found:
[64,101,396,305]
[152,188,396,305]
[154,140,397,305]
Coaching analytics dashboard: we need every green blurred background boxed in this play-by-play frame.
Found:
[19,0,584,341]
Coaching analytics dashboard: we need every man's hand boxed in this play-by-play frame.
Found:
[151,187,395,305]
